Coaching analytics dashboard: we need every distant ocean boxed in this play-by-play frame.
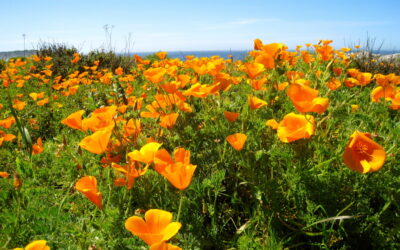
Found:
[129,49,400,61]
[130,50,251,60]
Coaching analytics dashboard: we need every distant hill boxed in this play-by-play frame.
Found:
[0,50,37,60]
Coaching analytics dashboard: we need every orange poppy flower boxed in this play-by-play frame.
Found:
[250,78,267,91]
[255,53,275,70]
[16,79,25,88]
[117,105,128,114]
[0,171,9,178]
[154,148,197,190]
[0,117,16,129]
[326,78,341,91]
[32,138,44,155]
[75,176,103,208]
[61,110,85,131]
[293,78,310,86]
[69,85,79,95]
[41,69,52,77]
[333,67,343,76]
[248,95,268,110]
[277,113,315,143]
[12,100,26,110]
[13,173,22,189]
[226,133,247,151]
[29,92,39,101]
[371,85,395,103]
[32,55,41,61]
[177,74,191,84]
[244,62,265,79]
[14,240,50,250]
[112,161,148,189]
[156,51,168,60]
[125,209,182,246]
[71,52,80,63]
[275,82,289,91]
[347,68,359,78]
[159,113,179,129]
[0,130,16,142]
[286,71,304,83]
[223,111,240,122]
[356,72,372,86]
[343,131,386,173]
[254,38,263,50]
[374,74,389,87]
[140,104,161,118]
[388,92,400,110]
[82,106,117,132]
[351,105,359,112]
[213,72,235,91]
[127,142,162,164]
[314,70,322,79]
[123,118,142,138]
[287,83,329,114]
[115,67,124,75]
[37,98,49,106]
[79,128,112,154]
[182,83,220,98]
[150,242,182,250]
[315,43,334,61]
[265,119,279,130]
[160,81,182,94]
[261,42,284,58]
[341,47,351,52]
[344,77,359,88]
[301,51,314,63]
[144,67,167,83]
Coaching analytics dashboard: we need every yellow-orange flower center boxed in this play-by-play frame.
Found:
[355,142,368,155]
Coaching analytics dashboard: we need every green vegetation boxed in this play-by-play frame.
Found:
[0,40,399,249]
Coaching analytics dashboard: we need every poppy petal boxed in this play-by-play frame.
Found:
[161,222,182,242]
[125,216,149,235]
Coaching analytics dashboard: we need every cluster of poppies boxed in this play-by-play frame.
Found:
[0,37,397,248]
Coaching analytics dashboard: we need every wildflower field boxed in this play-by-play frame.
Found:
[0,39,399,249]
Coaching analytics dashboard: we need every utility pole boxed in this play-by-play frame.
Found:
[22,34,26,57]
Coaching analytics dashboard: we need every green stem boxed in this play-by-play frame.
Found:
[6,89,32,156]
[58,182,76,215]
[220,140,227,164]
[176,191,184,221]
[124,189,134,218]
[29,155,36,181]
[106,168,112,210]
[14,188,21,228]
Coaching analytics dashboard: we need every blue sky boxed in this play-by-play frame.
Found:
[1,0,399,52]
